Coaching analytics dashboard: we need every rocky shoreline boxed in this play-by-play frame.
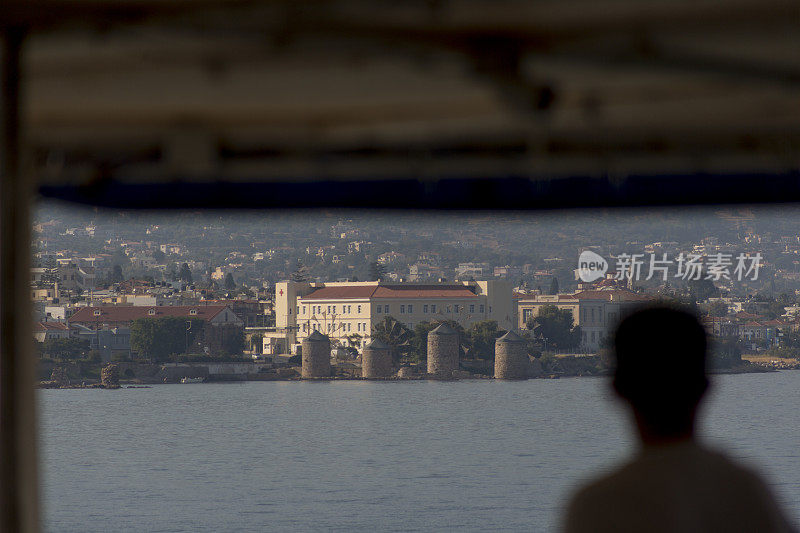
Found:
[38,357,786,389]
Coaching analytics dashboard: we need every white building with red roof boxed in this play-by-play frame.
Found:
[516,287,652,352]
[274,280,513,352]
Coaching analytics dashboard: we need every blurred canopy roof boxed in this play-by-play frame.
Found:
[4,0,800,208]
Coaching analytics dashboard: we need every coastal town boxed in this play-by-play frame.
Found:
[31,205,800,386]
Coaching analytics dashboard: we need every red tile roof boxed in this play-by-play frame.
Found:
[302,284,478,300]
[372,285,476,299]
[302,286,378,299]
[69,305,231,324]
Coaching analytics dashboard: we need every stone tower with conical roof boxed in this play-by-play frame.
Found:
[427,323,459,378]
[494,330,528,379]
[362,339,393,379]
[301,330,331,378]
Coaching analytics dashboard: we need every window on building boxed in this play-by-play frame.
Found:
[431,304,437,313]
[480,304,485,313]
[385,305,390,314]
[377,305,382,313]
[357,305,362,313]
[302,324,307,332]
[446,305,451,313]
[423,304,428,313]
[400,305,405,313]
[469,304,475,313]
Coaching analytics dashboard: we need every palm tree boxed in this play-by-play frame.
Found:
[371,316,412,363]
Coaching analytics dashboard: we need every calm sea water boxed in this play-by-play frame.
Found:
[39,372,800,532]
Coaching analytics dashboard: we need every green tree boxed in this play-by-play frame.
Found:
[153,249,166,263]
[110,264,124,284]
[224,272,236,290]
[527,304,581,351]
[291,260,310,282]
[250,333,263,353]
[130,316,203,361]
[205,324,245,356]
[709,336,743,368]
[466,320,503,360]
[369,261,386,281]
[410,322,438,363]
[764,299,788,320]
[345,333,363,348]
[688,278,719,301]
[371,316,412,363]
[548,277,560,295]
[178,263,193,283]
[708,300,729,317]
[40,337,90,360]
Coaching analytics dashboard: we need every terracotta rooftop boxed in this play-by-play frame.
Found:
[302,284,477,300]
[302,286,378,299]
[372,285,477,299]
[69,305,232,324]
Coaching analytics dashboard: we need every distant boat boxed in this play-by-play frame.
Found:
[180,377,204,384]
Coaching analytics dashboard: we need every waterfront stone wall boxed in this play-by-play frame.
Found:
[301,331,331,378]
[427,324,459,378]
[494,331,528,380]
[362,339,392,378]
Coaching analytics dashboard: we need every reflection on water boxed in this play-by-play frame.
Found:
[39,373,800,532]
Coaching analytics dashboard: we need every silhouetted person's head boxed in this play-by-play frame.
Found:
[613,306,708,444]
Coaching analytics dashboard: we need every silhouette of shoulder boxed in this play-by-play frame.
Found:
[564,442,795,533]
